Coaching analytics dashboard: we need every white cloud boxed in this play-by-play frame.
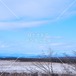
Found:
[0,0,75,20]
[0,20,48,30]
[44,36,62,40]
[0,44,9,48]
[0,0,76,29]
[50,43,64,46]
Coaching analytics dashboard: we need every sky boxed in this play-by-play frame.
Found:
[0,0,76,57]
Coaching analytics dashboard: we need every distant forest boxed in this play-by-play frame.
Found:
[0,57,76,63]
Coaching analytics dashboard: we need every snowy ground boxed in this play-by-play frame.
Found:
[0,60,75,74]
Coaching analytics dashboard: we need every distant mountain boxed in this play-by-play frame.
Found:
[0,52,75,58]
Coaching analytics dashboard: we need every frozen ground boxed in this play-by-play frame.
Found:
[0,60,75,74]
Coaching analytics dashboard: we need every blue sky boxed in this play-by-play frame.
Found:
[0,0,76,56]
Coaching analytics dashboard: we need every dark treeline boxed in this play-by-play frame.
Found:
[0,72,74,76]
[0,57,76,63]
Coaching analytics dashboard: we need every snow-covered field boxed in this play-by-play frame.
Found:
[0,60,75,74]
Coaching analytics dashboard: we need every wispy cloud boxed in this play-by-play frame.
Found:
[0,20,48,30]
[0,44,9,48]
[0,0,76,29]
[50,43,64,46]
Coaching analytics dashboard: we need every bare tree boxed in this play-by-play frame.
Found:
[62,52,76,76]
[30,49,58,76]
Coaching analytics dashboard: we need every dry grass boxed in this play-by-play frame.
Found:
[0,72,74,76]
